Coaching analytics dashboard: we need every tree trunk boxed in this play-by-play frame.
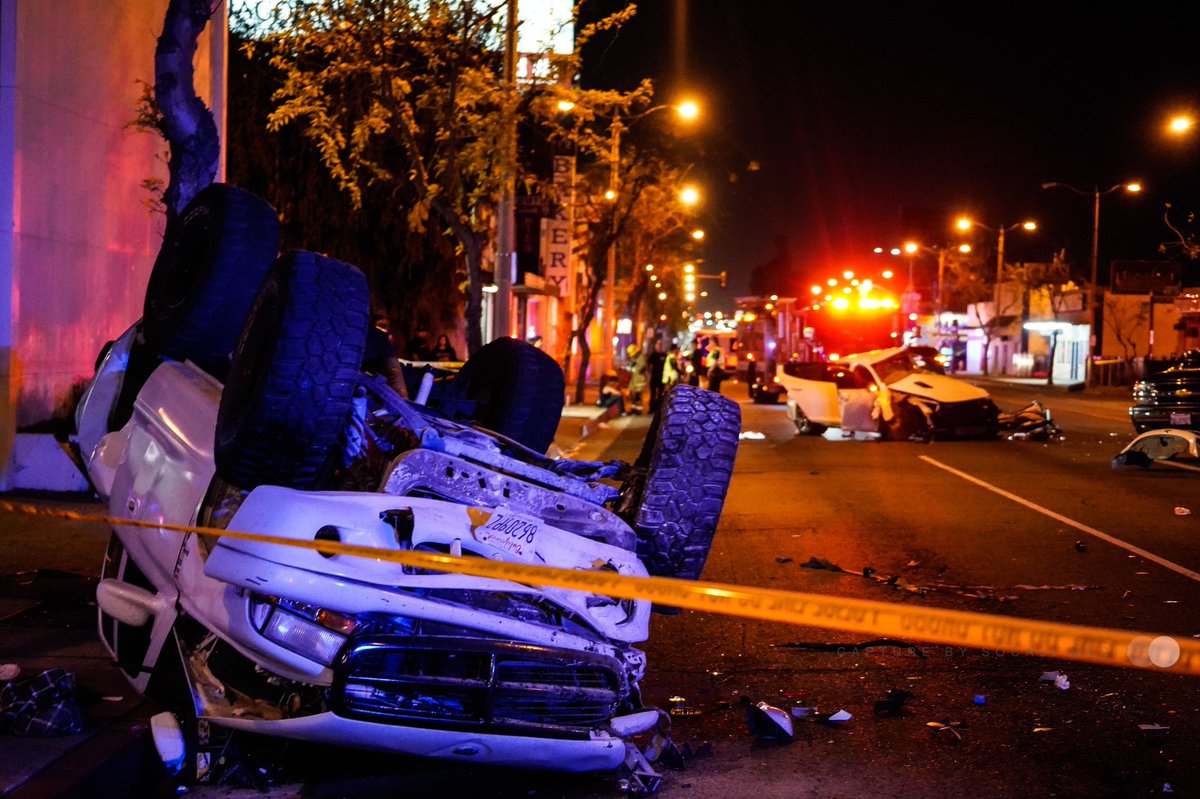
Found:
[571,276,605,404]
[1046,331,1058,386]
[156,0,220,217]
[463,237,484,356]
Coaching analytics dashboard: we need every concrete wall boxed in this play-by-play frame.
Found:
[0,0,223,465]
[1102,294,1183,360]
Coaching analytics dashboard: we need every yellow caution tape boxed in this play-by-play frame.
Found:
[4,499,1198,676]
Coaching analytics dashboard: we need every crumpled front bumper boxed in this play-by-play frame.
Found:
[212,707,636,771]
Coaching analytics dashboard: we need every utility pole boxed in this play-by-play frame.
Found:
[604,121,622,374]
[493,0,518,342]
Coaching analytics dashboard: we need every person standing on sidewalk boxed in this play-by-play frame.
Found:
[687,336,706,387]
[663,346,682,391]
[647,341,667,412]
[625,344,647,413]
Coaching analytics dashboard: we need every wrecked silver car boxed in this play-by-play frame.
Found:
[775,347,1000,439]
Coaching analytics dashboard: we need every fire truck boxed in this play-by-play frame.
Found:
[735,290,902,402]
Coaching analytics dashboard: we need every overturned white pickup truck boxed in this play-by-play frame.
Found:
[75,185,740,787]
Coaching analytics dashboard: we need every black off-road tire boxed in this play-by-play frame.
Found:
[143,184,281,376]
[440,337,565,453]
[215,251,369,490]
[628,384,740,580]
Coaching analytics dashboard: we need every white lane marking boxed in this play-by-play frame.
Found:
[920,455,1200,583]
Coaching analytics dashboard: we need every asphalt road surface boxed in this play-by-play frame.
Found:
[6,379,1199,798]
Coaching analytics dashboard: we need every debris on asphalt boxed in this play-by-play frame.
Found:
[738,431,766,440]
[1075,540,1089,552]
[0,668,83,736]
[1112,429,1200,469]
[788,706,852,725]
[973,694,987,705]
[667,695,701,716]
[1039,671,1070,690]
[926,720,965,741]
[800,557,927,595]
[0,664,19,681]
[775,557,793,564]
[1174,507,1191,516]
[776,639,925,658]
[745,699,794,740]
[873,689,914,717]
[1138,723,1170,733]
[1032,726,1053,733]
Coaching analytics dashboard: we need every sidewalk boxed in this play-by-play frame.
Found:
[549,382,620,457]
[963,372,1133,400]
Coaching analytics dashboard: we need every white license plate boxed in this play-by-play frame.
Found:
[1171,412,1192,425]
[473,512,540,560]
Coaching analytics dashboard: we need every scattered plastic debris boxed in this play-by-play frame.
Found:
[738,431,766,440]
[0,664,19,682]
[1039,670,1070,690]
[775,557,793,564]
[788,706,851,725]
[874,690,914,717]
[746,700,794,740]
[1164,782,1174,793]
[1032,726,1053,733]
[926,720,964,741]
[1075,540,1089,553]
[1175,507,1192,516]
[1139,723,1169,733]
[973,694,987,705]
[666,695,701,717]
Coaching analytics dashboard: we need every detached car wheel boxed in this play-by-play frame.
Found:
[215,251,369,490]
[439,337,565,454]
[143,184,281,376]
[627,384,740,580]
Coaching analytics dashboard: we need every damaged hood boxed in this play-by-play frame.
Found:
[887,373,990,403]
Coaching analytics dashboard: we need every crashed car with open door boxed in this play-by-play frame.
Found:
[75,185,741,788]
[776,347,1000,440]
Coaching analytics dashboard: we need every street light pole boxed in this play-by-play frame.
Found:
[1041,180,1142,383]
[956,217,1036,375]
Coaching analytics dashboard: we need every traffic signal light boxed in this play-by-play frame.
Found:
[720,270,727,288]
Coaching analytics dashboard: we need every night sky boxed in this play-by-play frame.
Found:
[580,2,1200,310]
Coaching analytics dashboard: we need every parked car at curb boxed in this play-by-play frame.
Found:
[1130,350,1200,433]
[74,184,741,791]
[775,346,1000,439]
